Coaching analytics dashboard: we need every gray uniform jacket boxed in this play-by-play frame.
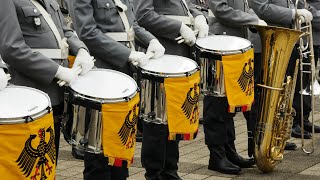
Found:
[0,0,87,106]
[248,0,293,28]
[133,0,203,57]
[73,0,155,74]
[249,0,320,45]
[208,0,261,52]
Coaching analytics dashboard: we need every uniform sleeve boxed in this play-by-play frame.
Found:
[0,0,59,86]
[306,1,320,31]
[187,0,204,17]
[248,0,293,25]
[208,0,259,27]
[73,0,131,68]
[134,0,182,40]
[130,2,156,48]
[61,12,88,55]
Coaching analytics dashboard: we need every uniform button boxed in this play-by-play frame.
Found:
[106,3,110,7]
[34,9,38,13]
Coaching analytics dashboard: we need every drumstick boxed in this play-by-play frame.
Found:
[131,52,155,66]
[6,74,11,81]
[175,30,199,44]
[57,66,82,87]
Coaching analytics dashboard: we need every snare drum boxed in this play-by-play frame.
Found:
[0,86,55,179]
[139,55,199,125]
[66,69,138,154]
[195,35,253,96]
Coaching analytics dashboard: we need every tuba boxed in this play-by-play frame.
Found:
[254,25,303,172]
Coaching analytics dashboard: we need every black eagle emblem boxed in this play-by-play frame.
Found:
[118,104,139,149]
[237,58,254,96]
[181,83,200,124]
[16,126,55,180]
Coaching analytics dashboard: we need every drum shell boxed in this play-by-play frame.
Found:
[195,36,253,97]
[64,87,138,154]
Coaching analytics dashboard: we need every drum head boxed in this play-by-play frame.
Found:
[140,55,198,76]
[0,86,50,119]
[70,69,137,100]
[196,35,252,54]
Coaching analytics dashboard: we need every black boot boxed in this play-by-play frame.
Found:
[225,143,254,168]
[208,145,241,174]
[291,124,312,139]
[72,146,85,160]
[284,142,297,150]
[303,119,320,133]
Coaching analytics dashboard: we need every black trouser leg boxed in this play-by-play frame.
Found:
[142,121,180,180]
[142,122,167,180]
[83,153,128,180]
[203,96,234,147]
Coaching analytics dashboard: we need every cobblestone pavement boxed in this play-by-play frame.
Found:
[57,100,320,180]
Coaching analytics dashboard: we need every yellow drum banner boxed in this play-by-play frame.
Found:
[0,112,56,180]
[101,94,139,168]
[222,49,254,113]
[164,71,201,140]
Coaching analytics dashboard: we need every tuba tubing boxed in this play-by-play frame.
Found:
[254,25,303,173]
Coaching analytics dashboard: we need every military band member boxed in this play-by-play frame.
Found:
[0,58,8,91]
[0,0,93,163]
[248,0,318,140]
[133,0,208,179]
[72,0,165,179]
[203,0,268,174]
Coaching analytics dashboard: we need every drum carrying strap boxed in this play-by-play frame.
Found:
[164,71,201,140]
[29,0,69,59]
[166,0,194,26]
[111,0,135,50]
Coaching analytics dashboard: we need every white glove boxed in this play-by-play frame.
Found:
[128,51,149,66]
[194,15,209,38]
[0,68,8,91]
[73,48,94,75]
[55,66,81,85]
[179,23,196,46]
[146,39,165,59]
[293,9,313,23]
[257,19,267,26]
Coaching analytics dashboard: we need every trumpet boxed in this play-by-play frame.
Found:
[294,0,320,155]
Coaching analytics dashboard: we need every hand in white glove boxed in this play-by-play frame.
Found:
[55,66,81,85]
[293,9,313,23]
[0,68,8,91]
[146,39,165,59]
[73,48,94,75]
[179,23,196,46]
[257,19,267,26]
[194,15,209,38]
[128,51,149,66]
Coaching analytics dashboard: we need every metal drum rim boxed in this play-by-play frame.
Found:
[139,55,199,78]
[0,86,51,124]
[69,69,138,103]
[195,35,253,55]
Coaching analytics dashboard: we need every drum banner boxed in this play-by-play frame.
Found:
[0,112,56,180]
[221,48,254,113]
[101,94,140,168]
[164,71,201,141]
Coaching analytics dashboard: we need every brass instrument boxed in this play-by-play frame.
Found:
[294,0,320,154]
[254,25,303,172]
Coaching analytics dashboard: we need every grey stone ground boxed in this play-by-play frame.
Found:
[56,99,320,180]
